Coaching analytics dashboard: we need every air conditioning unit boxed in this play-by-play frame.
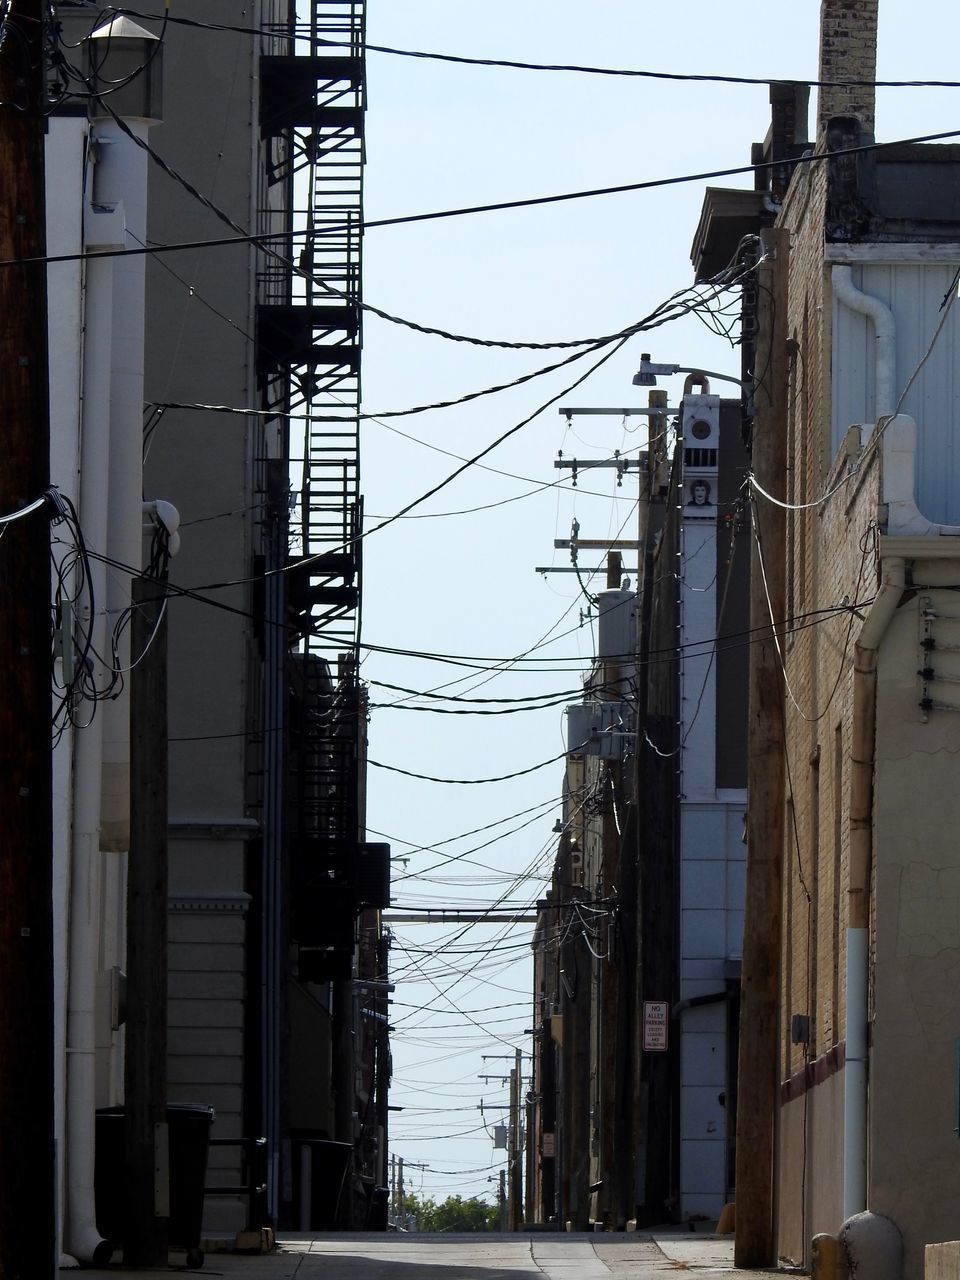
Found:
[569,847,584,885]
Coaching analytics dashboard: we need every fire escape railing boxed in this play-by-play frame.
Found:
[256,0,365,893]
[253,1,366,1222]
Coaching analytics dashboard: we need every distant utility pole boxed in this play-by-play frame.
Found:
[508,1048,523,1230]
[735,226,790,1268]
[0,3,57,1277]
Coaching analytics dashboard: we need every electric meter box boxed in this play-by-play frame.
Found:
[596,588,636,662]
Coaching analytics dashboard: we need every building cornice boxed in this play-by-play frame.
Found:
[880,535,960,560]
[825,242,960,264]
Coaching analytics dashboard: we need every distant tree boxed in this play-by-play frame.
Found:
[404,1193,499,1232]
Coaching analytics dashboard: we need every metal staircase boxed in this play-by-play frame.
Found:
[258,0,364,664]
[254,1,367,1219]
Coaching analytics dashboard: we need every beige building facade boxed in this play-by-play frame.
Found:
[763,7,960,1273]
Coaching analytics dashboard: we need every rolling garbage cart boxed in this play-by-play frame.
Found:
[293,1136,352,1230]
[95,1103,215,1269]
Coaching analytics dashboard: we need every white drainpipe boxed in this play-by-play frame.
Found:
[94,119,151,854]
[64,113,151,1268]
[843,556,905,1220]
[64,219,117,1265]
[832,265,897,420]
[832,264,899,1222]
[842,926,869,1220]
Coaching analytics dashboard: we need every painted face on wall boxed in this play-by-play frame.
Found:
[688,479,711,506]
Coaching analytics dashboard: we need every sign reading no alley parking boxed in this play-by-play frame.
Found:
[643,1000,669,1052]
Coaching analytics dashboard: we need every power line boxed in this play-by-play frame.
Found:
[363,129,960,231]
[93,12,960,89]
[369,676,625,703]
[367,747,570,786]
[6,129,960,272]
[143,261,746,424]
[369,796,559,856]
[76,540,875,684]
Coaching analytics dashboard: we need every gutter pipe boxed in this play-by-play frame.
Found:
[64,213,115,1266]
[843,556,905,1219]
[832,266,896,420]
[832,262,900,1220]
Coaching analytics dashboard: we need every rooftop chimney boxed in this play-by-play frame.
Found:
[817,0,878,139]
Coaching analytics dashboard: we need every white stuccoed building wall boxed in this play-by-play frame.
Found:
[677,395,745,1219]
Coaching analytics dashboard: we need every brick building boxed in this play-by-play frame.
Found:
[694,2,960,1273]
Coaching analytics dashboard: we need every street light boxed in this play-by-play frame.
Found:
[632,353,744,389]
[552,818,580,853]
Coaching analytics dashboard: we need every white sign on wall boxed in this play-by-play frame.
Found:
[643,1000,669,1052]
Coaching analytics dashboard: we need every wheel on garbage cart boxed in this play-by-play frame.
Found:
[185,1246,205,1269]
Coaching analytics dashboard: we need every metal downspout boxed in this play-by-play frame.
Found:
[844,556,905,1218]
[64,236,114,1270]
[832,266,897,421]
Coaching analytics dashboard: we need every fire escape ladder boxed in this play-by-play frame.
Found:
[288,657,360,982]
[257,1,364,665]
[257,1,365,984]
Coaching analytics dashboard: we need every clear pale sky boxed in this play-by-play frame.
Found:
[357,1,957,1205]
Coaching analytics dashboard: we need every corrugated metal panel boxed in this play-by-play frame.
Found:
[833,261,960,525]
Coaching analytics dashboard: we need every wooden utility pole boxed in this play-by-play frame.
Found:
[735,226,790,1267]
[508,1048,523,1229]
[125,578,170,1264]
[0,4,56,1275]
[597,550,623,1227]
[631,389,671,1227]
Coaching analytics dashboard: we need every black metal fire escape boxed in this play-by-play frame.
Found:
[255,0,367,1222]
[258,0,365,974]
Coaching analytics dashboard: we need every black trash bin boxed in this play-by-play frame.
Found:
[293,1137,352,1229]
[95,1103,215,1269]
[367,1184,389,1231]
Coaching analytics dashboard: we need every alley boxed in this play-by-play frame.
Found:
[71,1230,780,1280]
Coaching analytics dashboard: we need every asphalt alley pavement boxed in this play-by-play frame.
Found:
[63,1228,787,1280]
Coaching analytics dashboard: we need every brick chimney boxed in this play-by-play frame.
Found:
[817,0,878,138]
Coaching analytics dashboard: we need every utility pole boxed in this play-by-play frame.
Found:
[508,1049,523,1229]
[0,3,56,1276]
[596,550,623,1228]
[499,1169,507,1232]
[124,579,170,1264]
[735,226,790,1267]
[634,389,675,1226]
[398,1156,405,1230]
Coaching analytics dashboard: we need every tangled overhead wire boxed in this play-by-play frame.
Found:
[50,494,175,744]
